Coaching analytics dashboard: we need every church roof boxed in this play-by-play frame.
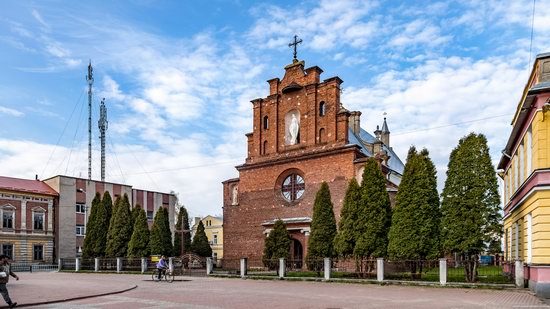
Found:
[348,128,405,175]
[381,117,390,133]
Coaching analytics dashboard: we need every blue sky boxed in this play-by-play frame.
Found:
[1,0,549,217]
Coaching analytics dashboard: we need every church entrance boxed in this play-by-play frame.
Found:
[291,238,303,270]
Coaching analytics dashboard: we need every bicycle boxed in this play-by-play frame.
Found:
[152,268,174,283]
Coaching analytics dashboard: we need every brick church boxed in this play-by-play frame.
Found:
[222,54,404,264]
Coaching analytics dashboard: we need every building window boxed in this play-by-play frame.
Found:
[282,174,305,202]
[514,221,520,259]
[76,204,86,214]
[33,244,43,261]
[519,143,524,183]
[263,116,269,130]
[319,101,326,116]
[527,127,532,174]
[147,211,154,221]
[514,156,519,190]
[2,210,14,229]
[33,212,44,230]
[1,244,13,259]
[213,234,218,245]
[76,224,85,236]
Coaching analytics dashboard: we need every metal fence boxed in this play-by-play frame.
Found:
[332,258,377,279]
[10,263,58,272]
[212,258,240,274]
[384,260,440,281]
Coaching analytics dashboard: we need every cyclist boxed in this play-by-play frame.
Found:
[156,256,168,281]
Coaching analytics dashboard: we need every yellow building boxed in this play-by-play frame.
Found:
[192,215,223,260]
[498,52,550,297]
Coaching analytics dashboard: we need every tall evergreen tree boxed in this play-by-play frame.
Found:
[387,147,440,262]
[128,207,150,257]
[441,133,502,282]
[149,207,173,256]
[83,193,102,258]
[106,193,133,257]
[98,191,113,256]
[306,182,337,270]
[130,204,141,235]
[191,221,212,257]
[354,158,392,259]
[262,219,291,270]
[173,206,192,256]
[333,179,362,257]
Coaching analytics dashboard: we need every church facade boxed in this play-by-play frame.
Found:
[222,58,404,264]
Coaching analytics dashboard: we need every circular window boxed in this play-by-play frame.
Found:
[282,174,305,202]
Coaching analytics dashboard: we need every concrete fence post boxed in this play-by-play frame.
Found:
[58,258,62,271]
[240,258,248,278]
[279,258,286,279]
[94,258,100,272]
[141,257,147,274]
[439,258,447,286]
[116,257,122,273]
[169,257,174,273]
[206,257,213,275]
[75,257,81,272]
[515,260,524,288]
[324,258,331,281]
[376,258,384,282]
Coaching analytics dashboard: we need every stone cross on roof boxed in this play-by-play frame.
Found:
[288,35,303,62]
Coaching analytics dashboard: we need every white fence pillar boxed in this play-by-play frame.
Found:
[75,258,81,272]
[515,260,524,288]
[376,258,384,282]
[324,258,331,280]
[206,257,213,275]
[169,257,174,273]
[240,258,248,278]
[94,258,100,272]
[279,258,286,279]
[116,257,122,273]
[439,258,447,285]
[141,258,147,274]
[58,258,62,271]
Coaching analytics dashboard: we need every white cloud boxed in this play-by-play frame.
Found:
[0,106,24,117]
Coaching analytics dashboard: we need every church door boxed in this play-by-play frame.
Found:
[291,239,303,269]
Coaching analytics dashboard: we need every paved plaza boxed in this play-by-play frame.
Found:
[2,272,548,308]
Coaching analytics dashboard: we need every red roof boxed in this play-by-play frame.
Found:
[0,176,58,196]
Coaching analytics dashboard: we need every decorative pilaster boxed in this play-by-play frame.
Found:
[21,200,27,230]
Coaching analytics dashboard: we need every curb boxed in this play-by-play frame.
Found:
[208,274,519,290]
[1,285,138,308]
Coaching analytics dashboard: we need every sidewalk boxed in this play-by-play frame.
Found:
[0,272,137,308]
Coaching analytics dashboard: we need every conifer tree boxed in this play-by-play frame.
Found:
[130,204,142,233]
[191,221,212,257]
[387,147,440,272]
[149,207,173,256]
[173,206,192,256]
[306,182,337,270]
[441,133,502,282]
[128,207,150,257]
[98,191,113,256]
[262,219,291,270]
[83,193,102,258]
[354,158,392,259]
[106,193,133,257]
[333,178,361,257]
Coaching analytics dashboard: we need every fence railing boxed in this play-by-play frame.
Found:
[384,260,440,281]
[10,263,58,272]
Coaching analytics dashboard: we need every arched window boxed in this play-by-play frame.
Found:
[263,116,269,130]
[319,128,325,144]
[263,141,268,155]
[282,174,305,202]
[319,101,326,116]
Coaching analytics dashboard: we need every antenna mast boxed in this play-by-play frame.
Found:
[86,60,94,180]
[98,98,108,182]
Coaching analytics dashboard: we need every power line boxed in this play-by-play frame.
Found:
[392,113,513,136]
[527,0,536,74]
[40,89,85,178]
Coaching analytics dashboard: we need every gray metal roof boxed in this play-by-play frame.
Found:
[348,128,405,175]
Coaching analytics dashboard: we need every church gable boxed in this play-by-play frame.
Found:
[246,61,349,165]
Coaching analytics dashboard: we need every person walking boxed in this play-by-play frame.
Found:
[0,254,19,308]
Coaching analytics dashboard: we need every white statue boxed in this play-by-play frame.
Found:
[289,114,300,145]
[232,186,238,205]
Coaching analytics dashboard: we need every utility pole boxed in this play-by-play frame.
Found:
[98,98,108,182]
[86,60,94,180]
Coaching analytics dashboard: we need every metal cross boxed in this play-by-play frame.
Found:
[288,35,303,61]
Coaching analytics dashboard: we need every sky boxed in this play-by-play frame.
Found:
[1,0,550,218]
